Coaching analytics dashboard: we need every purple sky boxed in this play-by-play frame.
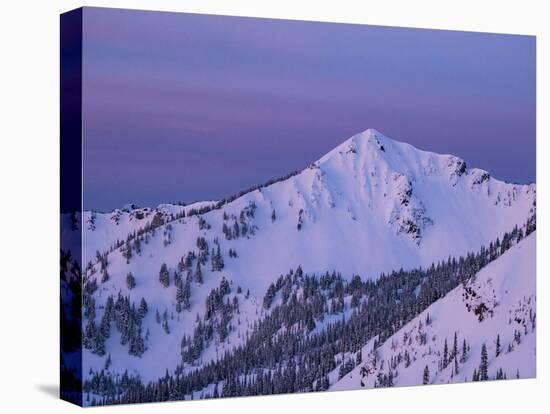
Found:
[81,7,535,211]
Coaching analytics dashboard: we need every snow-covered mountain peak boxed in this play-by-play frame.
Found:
[63,127,536,400]
[298,128,533,249]
[316,127,388,166]
[66,128,535,280]
[345,127,387,149]
[316,127,467,181]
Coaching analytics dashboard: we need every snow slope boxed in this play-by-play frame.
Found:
[331,232,536,390]
[63,128,535,384]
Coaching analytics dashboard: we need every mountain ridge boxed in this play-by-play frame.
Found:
[60,128,536,403]
[85,128,534,215]
[62,128,536,295]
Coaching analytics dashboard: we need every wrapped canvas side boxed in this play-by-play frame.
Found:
[60,7,83,407]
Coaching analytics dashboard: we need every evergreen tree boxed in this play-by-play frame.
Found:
[194,262,203,284]
[162,319,170,334]
[222,222,231,240]
[183,280,191,310]
[159,263,170,288]
[176,284,185,313]
[123,239,132,264]
[423,365,430,385]
[133,237,141,256]
[233,220,240,238]
[400,349,408,368]
[138,297,148,318]
[83,320,97,350]
[479,343,489,381]
[94,329,106,356]
[101,270,110,284]
[174,270,182,287]
[443,338,449,368]
[211,243,224,272]
[175,280,191,313]
[104,354,112,370]
[196,236,208,251]
[496,334,501,357]
[454,354,459,375]
[99,311,111,339]
[452,332,458,360]
[460,339,468,363]
[126,272,136,290]
[263,283,277,309]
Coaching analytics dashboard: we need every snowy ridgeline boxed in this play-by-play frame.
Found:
[59,129,536,405]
